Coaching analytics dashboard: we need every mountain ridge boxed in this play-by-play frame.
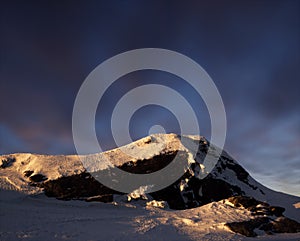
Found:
[1,133,300,239]
[1,134,299,215]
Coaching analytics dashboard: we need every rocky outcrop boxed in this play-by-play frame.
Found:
[119,150,178,174]
[226,216,300,237]
[226,217,270,237]
[260,217,300,233]
[0,157,15,168]
[227,196,285,217]
[41,172,117,200]
[225,196,300,237]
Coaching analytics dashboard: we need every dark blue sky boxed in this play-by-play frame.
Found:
[1,1,299,196]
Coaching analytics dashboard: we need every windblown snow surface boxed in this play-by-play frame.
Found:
[1,190,300,241]
[0,134,299,241]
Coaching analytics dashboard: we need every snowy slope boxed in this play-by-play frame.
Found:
[1,189,300,241]
[0,133,299,240]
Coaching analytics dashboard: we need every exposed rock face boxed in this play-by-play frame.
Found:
[119,150,179,174]
[0,157,15,168]
[118,139,265,209]
[41,172,116,200]
[226,217,270,237]
[32,138,257,209]
[225,196,300,237]
[226,216,300,237]
[261,217,300,233]
[227,196,285,217]
[29,174,48,183]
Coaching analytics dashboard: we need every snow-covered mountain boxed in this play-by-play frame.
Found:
[0,133,299,240]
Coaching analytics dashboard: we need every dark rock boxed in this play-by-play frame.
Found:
[119,150,182,174]
[1,157,16,168]
[227,196,286,217]
[226,162,249,182]
[29,174,48,182]
[226,203,300,237]
[260,189,265,195]
[220,156,261,191]
[226,217,270,237]
[227,196,267,209]
[150,172,192,210]
[269,206,285,217]
[150,174,244,209]
[24,170,34,177]
[42,172,119,200]
[260,217,300,233]
[196,177,243,204]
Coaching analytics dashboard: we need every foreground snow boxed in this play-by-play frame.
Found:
[0,190,299,241]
